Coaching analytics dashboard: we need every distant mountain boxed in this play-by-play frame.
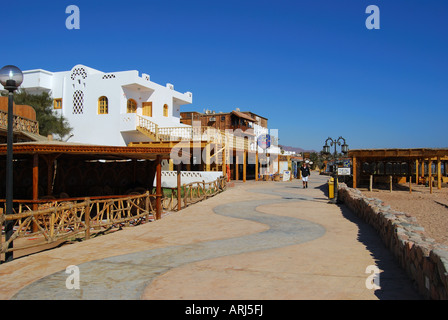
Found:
[279,145,317,154]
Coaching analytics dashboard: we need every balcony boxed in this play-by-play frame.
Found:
[122,114,251,151]
[0,109,39,135]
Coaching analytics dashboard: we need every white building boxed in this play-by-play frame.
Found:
[14,64,193,146]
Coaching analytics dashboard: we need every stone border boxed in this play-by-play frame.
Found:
[338,183,448,300]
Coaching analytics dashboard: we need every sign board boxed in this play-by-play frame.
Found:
[343,160,351,168]
[303,152,310,159]
[282,171,291,181]
[257,134,271,150]
[338,168,351,176]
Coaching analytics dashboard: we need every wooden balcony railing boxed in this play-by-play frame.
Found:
[0,110,39,134]
[136,115,252,150]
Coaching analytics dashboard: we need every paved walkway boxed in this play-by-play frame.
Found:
[0,175,421,300]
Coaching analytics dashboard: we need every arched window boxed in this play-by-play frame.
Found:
[127,99,137,113]
[98,96,108,114]
[163,104,169,117]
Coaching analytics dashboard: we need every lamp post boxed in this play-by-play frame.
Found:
[322,136,348,204]
[0,65,23,262]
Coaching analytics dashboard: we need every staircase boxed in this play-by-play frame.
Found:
[135,115,250,151]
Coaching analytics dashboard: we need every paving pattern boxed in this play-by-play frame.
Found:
[4,175,422,300]
[12,185,327,299]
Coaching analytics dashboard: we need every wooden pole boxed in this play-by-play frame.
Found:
[255,152,258,181]
[205,143,210,172]
[437,157,442,190]
[156,155,162,220]
[409,175,412,194]
[235,152,239,181]
[421,161,425,182]
[429,160,433,194]
[145,191,150,222]
[415,159,419,185]
[369,175,373,191]
[222,146,226,177]
[32,154,39,233]
[352,157,357,188]
[389,175,393,192]
[177,164,181,211]
[243,150,247,182]
[85,198,91,240]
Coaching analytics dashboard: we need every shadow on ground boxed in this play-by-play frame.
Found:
[338,204,422,300]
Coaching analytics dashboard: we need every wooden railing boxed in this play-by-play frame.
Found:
[161,176,227,211]
[0,192,156,257]
[136,115,251,150]
[0,110,39,134]
[1,175,227,258]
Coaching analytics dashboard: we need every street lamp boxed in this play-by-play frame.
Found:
[322,136,349,203]
[0,65,23,262]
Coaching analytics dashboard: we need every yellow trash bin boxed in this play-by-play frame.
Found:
[328,177,334,199]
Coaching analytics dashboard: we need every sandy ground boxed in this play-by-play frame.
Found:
[361,184,448,246]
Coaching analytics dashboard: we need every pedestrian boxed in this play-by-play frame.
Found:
[300,162,311,188]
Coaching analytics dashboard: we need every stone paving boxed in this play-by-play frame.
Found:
[0,174,422,300]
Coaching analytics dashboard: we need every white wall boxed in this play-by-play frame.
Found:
[20,64,193,146]
[154,171,224,188]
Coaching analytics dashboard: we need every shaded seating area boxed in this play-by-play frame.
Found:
[349,148,448,192]
[0,140,182,218]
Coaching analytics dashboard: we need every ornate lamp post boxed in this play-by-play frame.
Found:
[0,65,23,262]
[322,136,348,203]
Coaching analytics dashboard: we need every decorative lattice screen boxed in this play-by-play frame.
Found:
[72,90,84,114]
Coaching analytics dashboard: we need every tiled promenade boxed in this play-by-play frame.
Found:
[0,175,421,300]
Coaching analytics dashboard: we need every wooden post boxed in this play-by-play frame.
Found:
[235,153,239,181]
[222,147,226,177]
[85,198,91,240]
[429,160,433,194]
[155,155,162,220]
[415,159,419,185]
[205,143,210,172]
[352,157,357,188]
[177,164,181,211]
[421,161,425,182]
[430,176,433,194]
[437,157,442,190]
[255,152,259,181]
[389,175,393,192]
[369,175,373,191]
[145,191,150,222]
[243,150,247,182]
[409,175,412,193]
[32,154,39,233]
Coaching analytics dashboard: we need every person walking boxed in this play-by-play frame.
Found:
[300,162,311,188]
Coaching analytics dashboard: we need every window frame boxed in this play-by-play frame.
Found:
[98,96,109,114]
[127,99,137,113]
[53,98,62,110]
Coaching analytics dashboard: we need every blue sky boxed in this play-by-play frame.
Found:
[1,0,447,151]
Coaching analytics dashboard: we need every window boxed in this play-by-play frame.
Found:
[163,104,169,117]
[54,98,62,110]
[98,96,108,114]
[127,99,137,113]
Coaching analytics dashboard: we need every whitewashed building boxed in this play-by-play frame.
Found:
[16,64,193,146]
